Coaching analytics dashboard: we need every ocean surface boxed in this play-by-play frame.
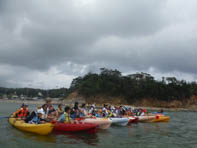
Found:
[0,102,196,148]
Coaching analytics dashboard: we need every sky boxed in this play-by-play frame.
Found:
[0,0,197,89]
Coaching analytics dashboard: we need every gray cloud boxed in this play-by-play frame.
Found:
[0,0,197,88]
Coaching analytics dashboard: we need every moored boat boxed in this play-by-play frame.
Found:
[9,115,54,135]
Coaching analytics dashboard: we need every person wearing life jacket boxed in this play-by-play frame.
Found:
[28,109,46,124]
[89,104,96,116]
[14,104,29,119]
[102,104,109,117]
[58,106,71,123]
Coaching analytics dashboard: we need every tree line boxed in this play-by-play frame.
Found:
[1,68,197,102]
[70,68,197,103]
[0,87,68,99]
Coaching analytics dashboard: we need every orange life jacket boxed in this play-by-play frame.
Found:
[16,108,29,118]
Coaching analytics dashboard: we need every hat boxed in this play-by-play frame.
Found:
[37,108,44,114]
[24,104,28,107]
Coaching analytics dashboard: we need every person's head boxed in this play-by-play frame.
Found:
[42,104,48,111]
[58,104,62,108]
[160,109,163,113]
[64,106,71,113]
[104,104,108,108]
[74,102,78,106]
[46,98,51,104]
[37,109,44,118]
[23,104,28,109]
[21,103,25,108]
[81,103,86,108]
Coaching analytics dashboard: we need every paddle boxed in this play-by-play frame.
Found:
[0,116,24,119]
[0,116,10,119]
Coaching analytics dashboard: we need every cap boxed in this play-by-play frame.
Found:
[37,108,44,114]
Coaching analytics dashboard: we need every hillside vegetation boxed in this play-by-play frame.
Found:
[69,68,197,108]
[1,68,197,108]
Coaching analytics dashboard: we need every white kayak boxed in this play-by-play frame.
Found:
[136,116,155,122]
[82,118,112,129]
[109,118,130,126]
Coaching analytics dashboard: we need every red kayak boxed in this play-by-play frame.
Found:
[52,122,99,134]
[127,116,139,125]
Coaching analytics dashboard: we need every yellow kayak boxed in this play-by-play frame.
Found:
[9,115,54,135]
[148,116,170,122]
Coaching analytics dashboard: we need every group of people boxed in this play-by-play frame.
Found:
[13,99,151,124]
[13,98,63,124]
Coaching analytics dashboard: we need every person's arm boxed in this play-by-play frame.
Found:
[58,114,65,122]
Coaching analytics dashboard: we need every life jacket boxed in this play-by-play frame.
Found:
[16,108,29,118]
[64,112,71,123]
[108,110,113,117]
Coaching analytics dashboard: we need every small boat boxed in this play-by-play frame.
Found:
[53,122,99,133]
[136,115,170,123]
[9,115,54,135]
[128,116,139,124]
[81,118,112,129]
[148,115,170,122]
[137,116,155,122]
[109,117,130,126]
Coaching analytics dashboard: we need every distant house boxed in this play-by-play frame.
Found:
[32,97,38,100]
[12,95,19,99]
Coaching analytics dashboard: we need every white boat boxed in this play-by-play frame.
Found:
[109,117,130,126]
[81,118,112,129]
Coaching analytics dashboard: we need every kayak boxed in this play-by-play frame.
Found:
[136,116,155,122]
[53,122,99,133]
[81,118,112,129]
[148,116,170,122]
[128,116,139,124]
[136,115,170,122]
[9,115,54,135]
[109,118,130,126]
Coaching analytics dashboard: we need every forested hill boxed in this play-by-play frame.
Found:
[1,68,197,108]
[69,68,197,106]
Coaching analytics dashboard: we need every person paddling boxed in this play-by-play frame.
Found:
[14,104,29,119]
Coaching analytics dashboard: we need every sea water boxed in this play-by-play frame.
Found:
[0,102,196,148]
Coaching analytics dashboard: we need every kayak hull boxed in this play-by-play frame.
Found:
[148,116,170,122]
[9,115,54,135]
[128,117,139,124]
[137,115,170,122]
[109,118,130,126]
[53,122,99,133]
[137,116,155,122]
[82,118,112,129]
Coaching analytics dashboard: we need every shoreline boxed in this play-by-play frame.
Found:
[0,99,197,112]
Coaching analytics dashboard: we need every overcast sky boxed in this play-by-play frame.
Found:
[0,0,197,89]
